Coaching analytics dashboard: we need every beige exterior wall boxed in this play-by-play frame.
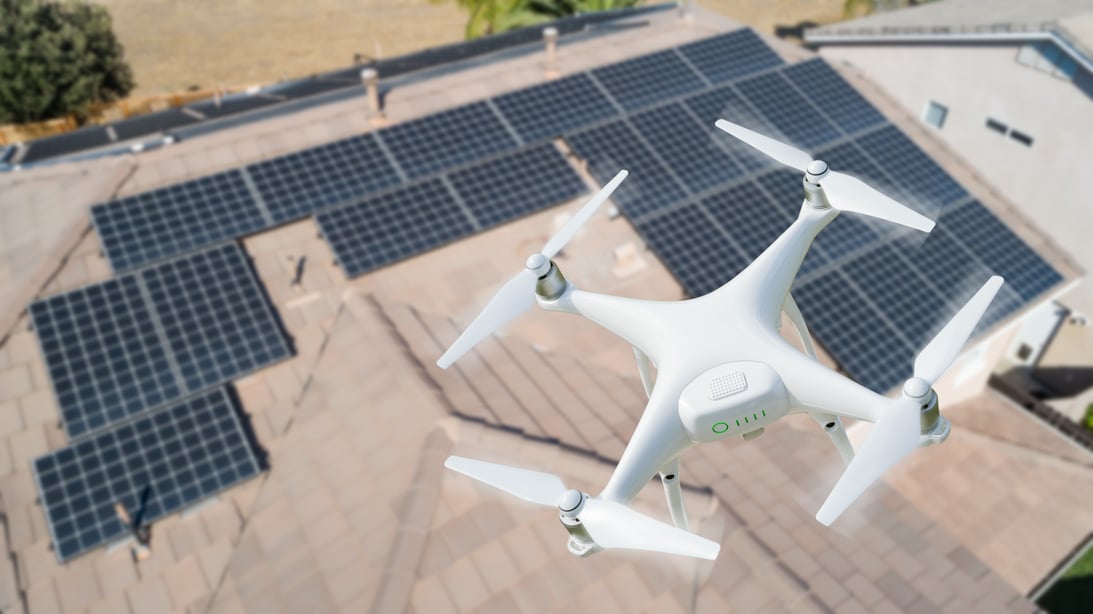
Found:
[817,42,1093,309]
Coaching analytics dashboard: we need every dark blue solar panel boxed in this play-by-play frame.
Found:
[92,170,265,273]
[566,120,687,218]
[246,134,402,223]
[492,73,618,143]
[700,181,793,263]
[939,201,1063,301]
[855,125,967,209]
[590,50,705,111]
[677,29,784,84]
[842,243,956,349]
[29,277,181,440]
[141,243,292,393]
[682,84,779,173]
[629,102,745,193]
[782,59,886,135]
[33,388,262,561]
[379,101,519,178]
[636,204,750,297]
[448,144,587,228]
[318,179,473,278]
[794,271,916,393]
[735,71,841,150]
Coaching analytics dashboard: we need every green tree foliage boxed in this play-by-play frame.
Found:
[0,0,135,124]
[445,0,639,40]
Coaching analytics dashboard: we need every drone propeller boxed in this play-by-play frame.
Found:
[437,170,628,368]
[445,456,720,560]
[816,276,1004,525]
[714,119,935,233]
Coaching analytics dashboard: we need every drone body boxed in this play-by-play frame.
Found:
[439,120,1003,561]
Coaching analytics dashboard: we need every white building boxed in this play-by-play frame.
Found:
[806,0,1093,315]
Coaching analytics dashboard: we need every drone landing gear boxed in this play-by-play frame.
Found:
[659,458,689,530]
[809,413,854,465]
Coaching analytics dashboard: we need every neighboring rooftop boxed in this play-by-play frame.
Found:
[805,0,1093,68]
[0,5,1088,614]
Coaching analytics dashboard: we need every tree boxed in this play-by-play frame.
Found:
[444,0,639,40]
[0,0,135,124]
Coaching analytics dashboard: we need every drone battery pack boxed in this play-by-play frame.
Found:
[678,361,790,443]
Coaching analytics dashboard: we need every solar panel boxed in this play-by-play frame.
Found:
[938,200,1063,301]
[378,101,519,179]
[735,71,842,150]
[29,277,182,440]
[682,85,782,173]
[794,270,916,393]
[318,179,474,278]
[566,120,687,218]
[33,387,262,562]
[855,125,967,209]
[492,73,618,143]
[92,170,266,273]
[246,134,402,223]
[141,243,292,393]
[590,50,706,111]
[629,102,745,193]
[701,181,794,263]
[842,243,956,349]
[677,29,784,84]
[636,204,751,297]
[447,144,587,228]
[782,59,887,135]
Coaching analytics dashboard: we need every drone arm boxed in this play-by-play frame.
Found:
[545,288,671,362]
[777,347,883,423]
[659,457,689,530]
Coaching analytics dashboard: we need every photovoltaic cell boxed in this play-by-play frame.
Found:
[142,244,292,393]
[629,103,745,193]
[636,204,751,297]
[939,201,1063,301]
[447,144,587,229]
[700,181,793,263]
[317,179,473,278]
[855,125,967,208]
[735,71,841,150]
[782,59,886,135]
[794,271,916,393]
[842,243,955,349]
[590,50,705,111]
[682,85,779,173]
[29,278,181,440]
[378,101,518,179]
[492,73,618,143]
[33,388,262,562]
[566,120,687,218]
[677,29,784,84]
[246,134,402,223]
[92,170,265,273]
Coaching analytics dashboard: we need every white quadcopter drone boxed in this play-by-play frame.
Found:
[437,119,1003,561]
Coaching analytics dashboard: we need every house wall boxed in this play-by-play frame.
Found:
[816,41,1093,310]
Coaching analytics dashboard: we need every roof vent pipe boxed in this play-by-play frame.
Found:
[361,68,384,124]
[543,27,560,79]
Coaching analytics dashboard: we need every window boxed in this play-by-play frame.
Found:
[1015,41,1079,82]
[986,118,1008,134]
[1010,129,1034,146]
[922,101,948,129]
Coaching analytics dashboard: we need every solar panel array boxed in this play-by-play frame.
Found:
[85,29,1063,395]
[33,387,262,561]
[30,243,291,439]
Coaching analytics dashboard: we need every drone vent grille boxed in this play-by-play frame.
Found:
[709,372,747,400]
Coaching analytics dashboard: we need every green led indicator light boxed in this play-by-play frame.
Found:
[712,422,729,434]
[753,413,758,420]
[735,419,740,426]
[744,416,749,424]
[762,410,767,416]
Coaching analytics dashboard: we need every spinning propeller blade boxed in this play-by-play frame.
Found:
[714,119,934,233]
[914,276,1004,385]
[445,456,720,560]
[437,171,628,368]
[817,275,1005,525]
